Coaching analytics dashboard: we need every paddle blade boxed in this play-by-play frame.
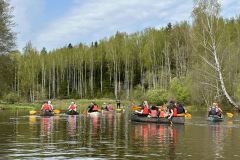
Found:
[36,111,41,113]
[132,106,141,110]
[227,113,233,117]
[29,111,36,114]
[83,110,87,115]
[54,109,61,114]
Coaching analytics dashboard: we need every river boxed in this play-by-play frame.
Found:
[0,109,240,159]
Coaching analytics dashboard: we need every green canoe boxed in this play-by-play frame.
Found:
[206,115,223,122]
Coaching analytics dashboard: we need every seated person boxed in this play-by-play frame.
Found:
[177,103,185,114]
[68,102,77,111]
[207,103,219,117]
[158,106,166,118]
[107,103,113,111]
[101,102,107,110]
[151,106,158,118]
[135,102,150,117]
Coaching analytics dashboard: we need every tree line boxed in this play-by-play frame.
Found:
[1,0,240,109]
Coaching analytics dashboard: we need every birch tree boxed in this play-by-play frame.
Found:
[191,0,239,109]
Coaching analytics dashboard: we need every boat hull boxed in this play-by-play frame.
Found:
[131,113,185,124]
[67,110,79,115]
[206,115,223,122]
[40,110,55,116]
[87,111,100,116]
[102,110,114,114]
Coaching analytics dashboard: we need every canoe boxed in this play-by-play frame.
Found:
[131,113,185,124]
[206,115,223,122]
[40,110,55,116]
[87,111,100,116]
[102,110,114,114]
[67,110,79,115]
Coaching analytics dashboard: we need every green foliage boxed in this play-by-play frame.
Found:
[5,92,19,104]
[133,84,146,102]
[146,88,168,105]
[177,87,191,105]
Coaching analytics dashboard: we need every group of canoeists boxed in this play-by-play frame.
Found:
[135,101,185,119]
[207,103,223,118]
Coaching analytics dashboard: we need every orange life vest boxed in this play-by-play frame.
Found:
[70,104,75,110]
[173,108,177,117]
[43,104,52,110]
[142,106,149,114]
[93,105,98,111]
[108,105,112,110]
[159,111,165,118]
[151,110,157,117]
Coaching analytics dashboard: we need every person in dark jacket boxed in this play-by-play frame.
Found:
[88,102,94,112]
[177,103,185,114]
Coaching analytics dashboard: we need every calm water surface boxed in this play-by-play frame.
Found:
[0,109,240,159]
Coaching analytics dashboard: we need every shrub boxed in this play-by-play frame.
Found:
[146,88,168,105]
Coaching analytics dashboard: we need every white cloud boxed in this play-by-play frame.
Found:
[11,0,45,51]
[11,0,240,52]
[36,0,193,50]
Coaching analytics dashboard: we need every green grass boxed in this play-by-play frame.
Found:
[0,103,38,109]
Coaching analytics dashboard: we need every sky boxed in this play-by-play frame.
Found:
[11,0,240,53]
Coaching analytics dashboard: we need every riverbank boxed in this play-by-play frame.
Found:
[0,99,134,110]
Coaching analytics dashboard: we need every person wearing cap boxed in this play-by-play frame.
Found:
[41,101,53,112]
[101,102,107,110]
[158,106,166,118]
[177,103,185,114]
[68,102,77,111]
[207,103,219,117]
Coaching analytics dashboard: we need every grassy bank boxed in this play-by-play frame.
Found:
[0,99,136,110]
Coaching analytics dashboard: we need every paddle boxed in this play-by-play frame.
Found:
[131,106,141,110]
[83,107,89,115]
[29,111,36,114]
[54,109,61,114]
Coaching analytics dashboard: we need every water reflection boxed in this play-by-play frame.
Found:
[41,116,53,138]
[68,115,76,137]
[131,122,185,151]
[208,122,224,158]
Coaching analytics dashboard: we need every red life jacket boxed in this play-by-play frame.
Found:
[43,104,52,110]
[142,106,149,114]
[93,105,98,111]
[159,111,165,118]
[108,105,112,110]
[70,104,75,110]
[173,108,177,117]
[151,110,157,117]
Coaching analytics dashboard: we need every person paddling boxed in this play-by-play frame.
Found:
[208,103,219,117]
[135,102,150,117]
[101,102,107,110]
[215,103,223,118]
[177,103,185,114]
[168,101,177,120]
[107,103,113,111]
[41,101,53,112]
[68,102,77,111]
[88,102,94,112]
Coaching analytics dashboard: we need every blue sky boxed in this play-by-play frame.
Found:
[11,0,240,52]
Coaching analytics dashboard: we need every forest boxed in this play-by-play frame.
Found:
[1,0,240,109]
